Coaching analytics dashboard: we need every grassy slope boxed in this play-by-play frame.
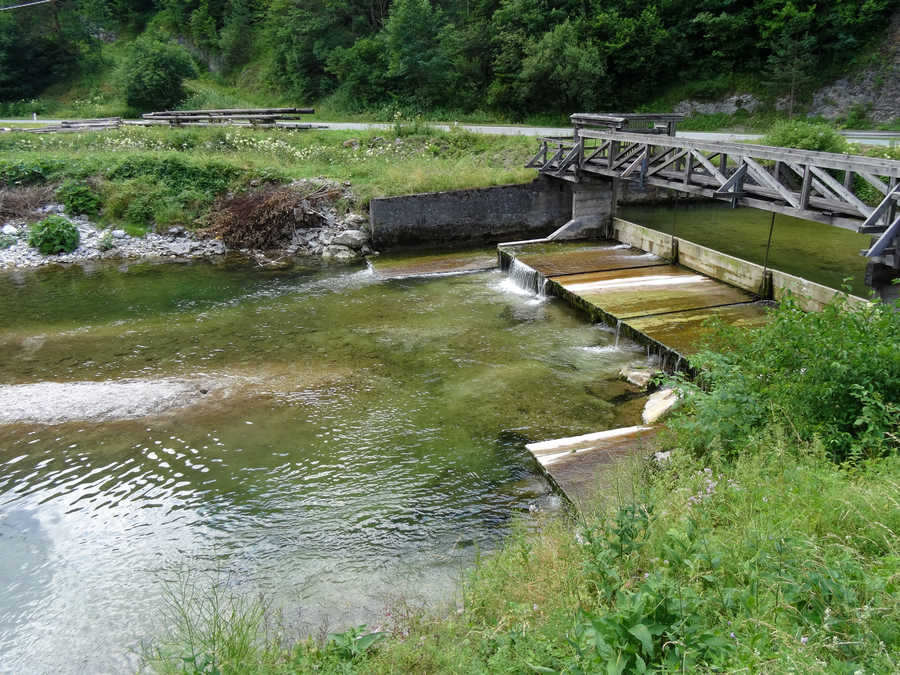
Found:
[0,126,536,231]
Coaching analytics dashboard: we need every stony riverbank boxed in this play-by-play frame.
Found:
[0,179,375,269]
[0,204,372,269]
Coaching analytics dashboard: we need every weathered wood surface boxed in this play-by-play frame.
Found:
[528,124,900,265]
[25,118,122,133]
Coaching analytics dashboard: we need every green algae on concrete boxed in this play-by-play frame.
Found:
[514,242,667,277]
[368,246,497,278]
[626,301,771,356]
[552,265,755,319]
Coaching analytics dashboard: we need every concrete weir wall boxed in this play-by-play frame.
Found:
[369,177,572,247]
[613,218,869,311]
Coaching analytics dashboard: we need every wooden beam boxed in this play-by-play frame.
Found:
[742,156,800,208]
[690,150,728,184]
[809,166,873,217]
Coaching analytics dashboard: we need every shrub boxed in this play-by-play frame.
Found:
[0,233,16,249]
[97,230,115,251]
[27,215,79,254]
[119,37,197,112]
[762,120,848,154]
[669,293,900,463]
[57,180,101,217]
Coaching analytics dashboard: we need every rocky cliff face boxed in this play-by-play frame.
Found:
[809,10,900,123]
[674,10,900,125]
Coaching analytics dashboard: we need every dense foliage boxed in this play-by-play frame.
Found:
[120,37,198,110]
[56,180,102,217]
[762,119,849,153]
[0,0,895,116]
[27,215,80,254]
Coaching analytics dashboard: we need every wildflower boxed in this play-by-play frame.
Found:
[730,632,736,639]
[801,636,808,644]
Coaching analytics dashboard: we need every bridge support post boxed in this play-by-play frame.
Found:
[548,179,614,241]
[865,260,900,304]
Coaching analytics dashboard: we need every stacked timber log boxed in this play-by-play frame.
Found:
[140,107,321,128]
[25,118,123,133]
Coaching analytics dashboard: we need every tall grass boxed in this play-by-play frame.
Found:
[0,126,536,230]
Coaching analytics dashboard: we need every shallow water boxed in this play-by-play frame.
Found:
[619,202,871,297]
[0,257,649,673]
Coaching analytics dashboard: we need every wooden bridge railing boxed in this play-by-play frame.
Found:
[528,121,900,266]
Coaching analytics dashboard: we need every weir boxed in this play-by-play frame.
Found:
[505,112,891,506]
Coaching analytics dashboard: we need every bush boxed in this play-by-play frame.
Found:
[762,120,848,154]
[27,215,79,254]
[57,180,101,217]
[669,293,900,463]
[0,233,16,249]
[119,37,197,112]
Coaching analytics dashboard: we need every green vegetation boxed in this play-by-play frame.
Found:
[0,233,16,249]
[0,0,895,121]
[762,119,850,154]
[0,126,535,230]
[140,291,899,673]
[56,180,102,217]
[27,214,79,254]
[120,37,197,111]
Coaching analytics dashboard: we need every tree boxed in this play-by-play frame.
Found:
[120,37,197,111]
[384,0,453,106]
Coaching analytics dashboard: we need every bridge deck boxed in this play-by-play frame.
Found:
[529,118,900,269]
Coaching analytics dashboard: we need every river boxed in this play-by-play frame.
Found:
[0,254,649,672]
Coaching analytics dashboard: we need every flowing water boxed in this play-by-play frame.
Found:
[0,256,650,673]
[620,202,872,297]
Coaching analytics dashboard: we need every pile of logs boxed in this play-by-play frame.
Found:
[25,118,123,133]
[140,107,319,128]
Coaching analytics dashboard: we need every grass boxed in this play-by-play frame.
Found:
[138,289,900,674]
[0,125,537,230]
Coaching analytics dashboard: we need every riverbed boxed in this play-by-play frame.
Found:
[0,254,650,672]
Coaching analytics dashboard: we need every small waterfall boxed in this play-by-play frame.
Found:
[507,258,547,296]
[613,319,622,349]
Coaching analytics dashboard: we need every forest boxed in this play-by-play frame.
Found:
[0,0,896,116]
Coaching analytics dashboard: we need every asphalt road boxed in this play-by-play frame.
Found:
[1,119,897,146]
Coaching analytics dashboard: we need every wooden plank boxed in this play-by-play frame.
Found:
[144,107,314,117]
[690,149,728,184]
[858,171,889,196]
[742,156,800,208]
[809,166,873,217]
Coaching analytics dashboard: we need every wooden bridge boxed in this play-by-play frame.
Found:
[528,114,900,270]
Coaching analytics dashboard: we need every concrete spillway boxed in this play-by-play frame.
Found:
[500,230,777,507]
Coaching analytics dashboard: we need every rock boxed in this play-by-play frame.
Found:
[1,224,17,235]
[167,226,186,237]
[345,213,367,227]
[342,138,359,148]
[673,94,761,116]
[642,388,680,425]
[619,366,654,389]
[652,450,671,464]
[331,229,369,249]
[321,244,359,261]
[112,229,126,239]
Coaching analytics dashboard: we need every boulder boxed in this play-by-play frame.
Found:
[332,229,369,249]
[345,213,367,227]
[619,366,654,389]
[1,224,17,236]
[322,244,359,261]
[112,229,127,239]
[642,388,680,425]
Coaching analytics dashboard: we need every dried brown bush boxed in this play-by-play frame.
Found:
[200,185,342,250]
[0,185,55,220]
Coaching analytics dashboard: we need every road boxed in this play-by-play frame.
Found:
[1,119,897,146]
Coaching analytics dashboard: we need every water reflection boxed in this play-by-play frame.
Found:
[0,261,645,672]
